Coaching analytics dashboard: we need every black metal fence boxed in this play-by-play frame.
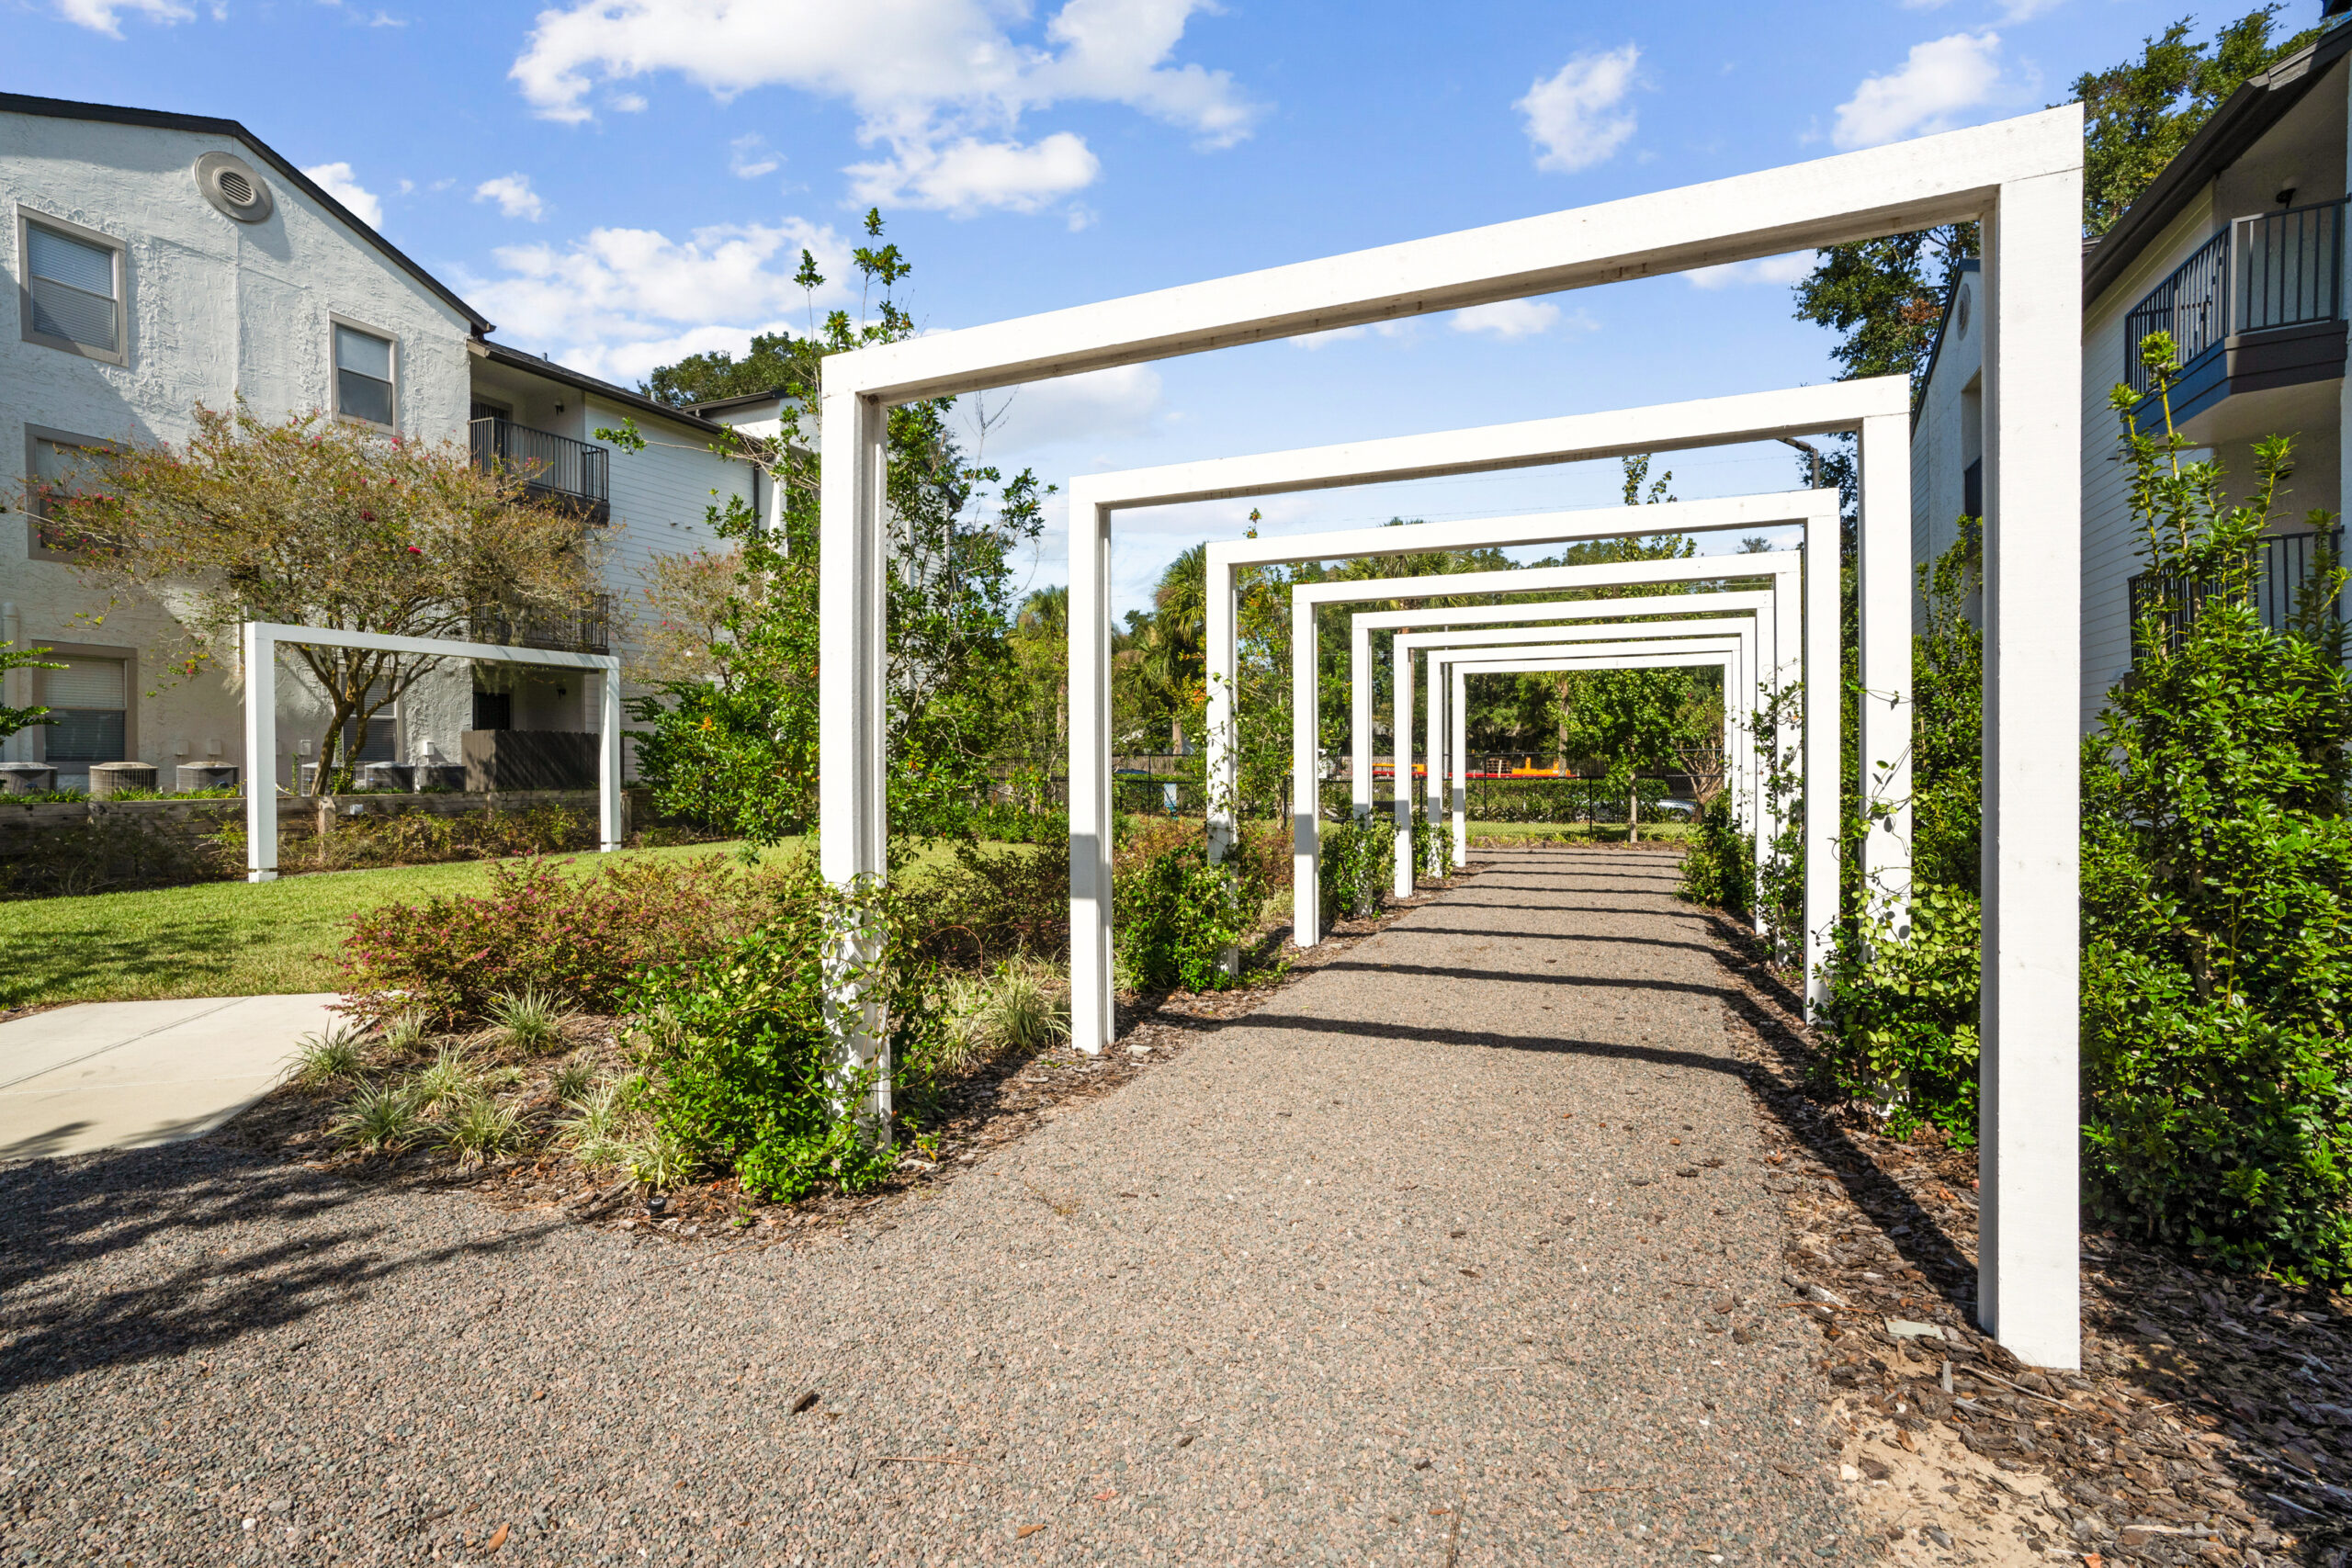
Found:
[473,592,615,654]
[2125,228,2231,396]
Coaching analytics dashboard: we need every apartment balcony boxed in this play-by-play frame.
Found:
[2123,200,2349,443]
[469,417,611,525]
[2127,526,2343,663]
[472,592,615,655]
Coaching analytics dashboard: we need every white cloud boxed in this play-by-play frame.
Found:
[729,134,781,179]
[847,132,1099,217]
[1833,32,2003,151]
[1450,299,1563,340]
[508,0,1259,214]
[1518,44,1641,175]
[1686,251,1817,290]
[474,174,548,221]
[54,0,191,33]
[300,162,384,229]
[458,218,855,385]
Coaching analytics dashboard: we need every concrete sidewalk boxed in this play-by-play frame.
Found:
[0,995,340,1161]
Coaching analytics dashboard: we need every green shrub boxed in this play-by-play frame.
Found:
[1820,885,1982,1142]
[1317,813,1392,925]
[628,867,941,1201]
[1114,833,1250,993]
[919,837,1071,964]
[2078,346,2352,1283]
[339,855,773,1025]
[1676,795,1755,919]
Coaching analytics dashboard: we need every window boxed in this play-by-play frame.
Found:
[17,210,126,365]
[42,657,128,768]
[334,321,397,425]
[22,425,115,560]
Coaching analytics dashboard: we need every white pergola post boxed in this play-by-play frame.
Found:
[239,622,622,883]
[821,107,2083,1369]
[1432,640,1747,862]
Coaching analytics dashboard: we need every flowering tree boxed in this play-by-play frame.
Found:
[33,402,598,792]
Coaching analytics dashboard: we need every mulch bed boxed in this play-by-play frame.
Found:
[1704,914,2352,1568]
[208,865,1484,1253]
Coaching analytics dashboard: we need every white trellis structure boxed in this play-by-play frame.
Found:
[1432,640,1748,862]
[1395,622,1759,858]
[1312,555,1805,892]
[1250,496,1834,972]
[1359,594,1775,840]
[237,621,622,883]
[820,108,2084,1367]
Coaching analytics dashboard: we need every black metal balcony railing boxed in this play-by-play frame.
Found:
[474,592,614,654]
[2124,228,2231,396]
[2128,528,2344,661]
[469,417,611,523]
[2124,199,2348,396]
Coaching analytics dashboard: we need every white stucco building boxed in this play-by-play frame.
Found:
[0,91,755,789]
[1915,10,2351,728]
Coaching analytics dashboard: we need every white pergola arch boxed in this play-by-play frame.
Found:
[1358,593,1773,845]
[1396,621,1758,861]
[237,621,623,883]
[1308,555,1804,892]
[1432,639,1748,861]
[1242,499,1826,976]
[820,108,2084,1367]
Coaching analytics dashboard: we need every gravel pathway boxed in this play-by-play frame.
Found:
[0,844,1872,1565]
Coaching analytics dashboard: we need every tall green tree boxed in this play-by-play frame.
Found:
[624,212,1048,844]
[2078,6,2322,236]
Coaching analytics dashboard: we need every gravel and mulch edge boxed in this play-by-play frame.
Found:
[1697,910,2352,1568]
[197,863,1496,1257]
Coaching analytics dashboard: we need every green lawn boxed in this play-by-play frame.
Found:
[0,836,1008,1009]
[0,841,757,1010]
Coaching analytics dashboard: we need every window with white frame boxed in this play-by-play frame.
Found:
[18,212,125,364]
[334,321,397,425]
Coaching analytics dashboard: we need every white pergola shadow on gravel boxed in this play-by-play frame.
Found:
[819,108,2084,1368]
[238,621,621,883]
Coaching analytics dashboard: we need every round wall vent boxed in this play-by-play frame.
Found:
[194,152,274,224]
[1953,283,1971,336]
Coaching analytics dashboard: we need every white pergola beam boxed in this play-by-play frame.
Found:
[820,107,2084,1369]
[239,621,621,884]
[826,112,2071,404]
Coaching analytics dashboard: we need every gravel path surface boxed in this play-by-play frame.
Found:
[0,845,1871,1565]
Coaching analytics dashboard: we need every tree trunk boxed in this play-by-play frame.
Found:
[1628,778,1640,844]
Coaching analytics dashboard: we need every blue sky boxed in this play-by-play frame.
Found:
[9,0,2254,612]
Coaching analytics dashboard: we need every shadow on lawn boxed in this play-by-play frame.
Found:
[0,1136,555,1400]
[0,913,261,1009]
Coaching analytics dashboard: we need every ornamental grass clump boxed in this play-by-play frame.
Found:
[288,1026,368,1087]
